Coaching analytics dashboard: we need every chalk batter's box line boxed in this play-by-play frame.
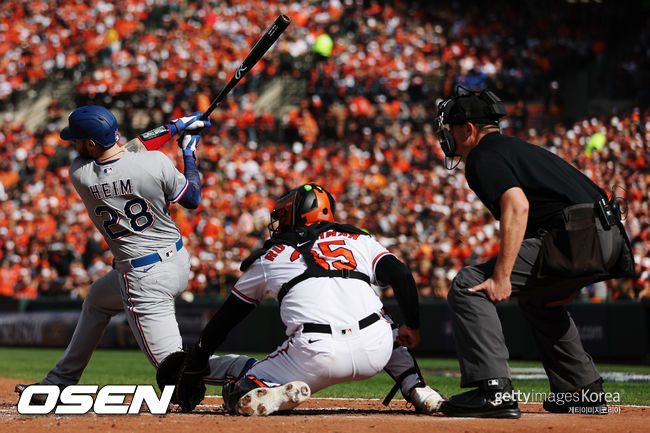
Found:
[204,396,650,408]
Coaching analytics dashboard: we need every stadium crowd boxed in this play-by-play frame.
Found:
[0,0,648,302]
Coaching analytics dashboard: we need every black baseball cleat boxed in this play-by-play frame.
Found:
[440,377,521,418]
[16,383,47,405]
[543,379,609,414]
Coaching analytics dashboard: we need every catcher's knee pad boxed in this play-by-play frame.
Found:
[222,375,267,413]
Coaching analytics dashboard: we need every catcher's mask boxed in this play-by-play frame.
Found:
[434,86,506,168]
[269,184,336,235]
[60,105,120,148]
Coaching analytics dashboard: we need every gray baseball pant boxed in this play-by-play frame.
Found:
[447,219,624,392]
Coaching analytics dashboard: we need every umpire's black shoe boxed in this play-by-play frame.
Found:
[543,379,608,415]
[440,377,521,419]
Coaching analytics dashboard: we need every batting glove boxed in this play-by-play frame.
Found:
[169,112,211,135]
[179,133,201,157]
[185,117,211,131]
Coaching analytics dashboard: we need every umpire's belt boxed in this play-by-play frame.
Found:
[114,238,183,272]
[302,312,381,335]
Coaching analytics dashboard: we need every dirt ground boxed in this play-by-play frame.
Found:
[2,378,648,433]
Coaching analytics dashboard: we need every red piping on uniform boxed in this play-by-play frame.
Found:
[372,251,391,269]
[123,273,159,367]
[171,179,189,203]
[257,337,292,363]
[232,287,259,305]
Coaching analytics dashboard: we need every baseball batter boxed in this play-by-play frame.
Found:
[16,106,253,410]
[177,184,444,416]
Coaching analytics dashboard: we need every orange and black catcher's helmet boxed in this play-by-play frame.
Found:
[269,184,336,235]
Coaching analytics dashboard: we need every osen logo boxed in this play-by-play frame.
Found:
[17,384,175,415]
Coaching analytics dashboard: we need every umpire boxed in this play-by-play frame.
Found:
[433,88,635,418]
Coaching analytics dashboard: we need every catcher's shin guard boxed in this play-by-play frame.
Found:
[223,375,310,416]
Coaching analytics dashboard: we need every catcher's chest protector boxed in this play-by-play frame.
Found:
[240,222,371,304]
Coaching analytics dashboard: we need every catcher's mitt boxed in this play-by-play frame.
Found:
[156,350,209,412]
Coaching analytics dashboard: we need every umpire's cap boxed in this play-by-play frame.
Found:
[60,105,120,147]
[438,90,506,127]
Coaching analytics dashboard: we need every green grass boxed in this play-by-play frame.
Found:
[2,347,649,405]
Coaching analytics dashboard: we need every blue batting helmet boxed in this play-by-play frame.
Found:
[60,106,120,147]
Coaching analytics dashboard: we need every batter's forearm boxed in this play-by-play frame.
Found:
[177,155,202,209]
[123,125,176,153]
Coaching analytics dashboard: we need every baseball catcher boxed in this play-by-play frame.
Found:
[175,183,444,415]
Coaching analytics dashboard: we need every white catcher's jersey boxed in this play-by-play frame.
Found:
[233,229,394,335]
[69,151,188,261]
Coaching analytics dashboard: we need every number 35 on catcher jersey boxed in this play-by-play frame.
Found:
[232,229,394,336]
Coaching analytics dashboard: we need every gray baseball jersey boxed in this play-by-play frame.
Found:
[41,150,251,388]
[69,151,187,261]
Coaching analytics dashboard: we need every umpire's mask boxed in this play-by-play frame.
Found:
[434,87,507,169]
[434,98,458,160]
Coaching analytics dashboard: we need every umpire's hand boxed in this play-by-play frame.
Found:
[469,277,513,304]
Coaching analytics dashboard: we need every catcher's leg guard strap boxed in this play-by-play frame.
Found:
[382,367,418,406]
[383,347,427,406]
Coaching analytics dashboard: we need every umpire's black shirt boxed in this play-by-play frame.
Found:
[465,132,606,238]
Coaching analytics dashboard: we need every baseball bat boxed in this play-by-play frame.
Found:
[200,14,291,120]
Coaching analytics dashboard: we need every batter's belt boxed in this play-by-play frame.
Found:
[113,238,183,272]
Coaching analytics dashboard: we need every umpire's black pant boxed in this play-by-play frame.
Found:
[447,218,625,392]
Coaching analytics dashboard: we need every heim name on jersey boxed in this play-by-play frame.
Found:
[88,178,133,200]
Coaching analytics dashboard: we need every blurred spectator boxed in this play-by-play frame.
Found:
[0,0,647,303]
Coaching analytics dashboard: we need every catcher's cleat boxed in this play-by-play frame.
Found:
[223,375,310,416]
[409,385,445,414]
